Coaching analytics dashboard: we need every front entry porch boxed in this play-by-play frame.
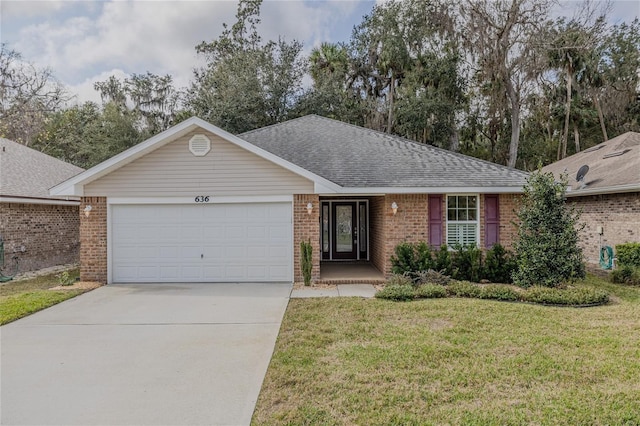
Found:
[317,261,385,285]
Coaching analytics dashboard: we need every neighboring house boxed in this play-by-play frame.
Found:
[542,132,640,265]
[50,115,528,284]
[0,138,84,273]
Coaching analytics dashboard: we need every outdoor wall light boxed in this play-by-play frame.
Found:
[83,205,92,217]
[391,202,398,215]
[306,202,313,215]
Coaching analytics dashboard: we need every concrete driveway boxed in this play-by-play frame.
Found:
[1,283,291,426]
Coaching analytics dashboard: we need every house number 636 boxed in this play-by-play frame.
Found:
[194,196,210,203]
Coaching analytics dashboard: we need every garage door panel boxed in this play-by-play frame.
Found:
[111,203,292,283]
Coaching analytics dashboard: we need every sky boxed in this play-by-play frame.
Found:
[1,0,639,105]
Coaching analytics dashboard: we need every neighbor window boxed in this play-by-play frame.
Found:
[446,195,479,247]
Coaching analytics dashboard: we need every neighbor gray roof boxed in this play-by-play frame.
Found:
[0,138,84,200]
[542,132,640,196]
[240,115,528,189]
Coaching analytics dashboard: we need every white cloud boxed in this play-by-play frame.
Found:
[1,0,70,19]
[7,0,372,102]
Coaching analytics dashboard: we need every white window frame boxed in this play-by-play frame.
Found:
[446,194,480,248]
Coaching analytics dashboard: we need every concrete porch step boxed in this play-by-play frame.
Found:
[315,278,386,285]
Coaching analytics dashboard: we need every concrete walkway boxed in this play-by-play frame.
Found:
[1,283,291,426]
[291,284,377,298]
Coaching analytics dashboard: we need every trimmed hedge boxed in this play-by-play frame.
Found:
[616,243,640,268]
[375,280,609,306]
[415,284,447,298]
[374,284,415,301]
[479,284,520,301]
[523,286,609,306]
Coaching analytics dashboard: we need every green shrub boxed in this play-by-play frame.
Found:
[523,286,609,306]
[512,170,585,288]
[611,265,640,285]
[390,242,416,275]
[300,240,313,286]
[375,284,415,301]
[435,245,452,276]
[415,284,447,298]
[616,243,640,268]
[57,271,75,287]
[414,269,452,286]
[483,244,516,283]
[390,242,434,280]
[386,274,414,287]
[479,284,521,301]
[451,244,483,282]
[446,281,481,298]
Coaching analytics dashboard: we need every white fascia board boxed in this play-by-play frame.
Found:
[0,196,80,206]
[565,183,640,197]
[314,181,340,194]
[333,186,525,194]
[51,116,341,197]
[107,195,294,204]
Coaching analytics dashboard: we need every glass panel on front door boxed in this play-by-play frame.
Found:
[321,201,368,261]
[335,205,353,252]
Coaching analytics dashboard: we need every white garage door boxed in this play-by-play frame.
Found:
[111,203,292,283]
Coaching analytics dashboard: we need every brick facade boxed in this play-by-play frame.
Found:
[567,192,640,264]
[79,197,107,283]
[369,196,386,275]
[0,202,80,273]
[74,192,522,285]
[358,193,521,279]
[293,194,320,282]
[497,194,521,251]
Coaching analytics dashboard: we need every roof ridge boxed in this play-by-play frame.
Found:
[238,115,321,137]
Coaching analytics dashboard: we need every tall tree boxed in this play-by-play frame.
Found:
[188,0,306,133]
[0,44,69,145]
[547,10,607,158]
[94,72,182,135]
[460,0,552,168]
[33,101,143,169]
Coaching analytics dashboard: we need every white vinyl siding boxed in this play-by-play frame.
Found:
[446,195,479,247]
[85,130,313,197]
[111,202,292,283]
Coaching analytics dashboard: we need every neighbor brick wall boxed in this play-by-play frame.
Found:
[0,202,80,273]
[80,197,107,283]
[497,194,521,251]
[568,192,640,264]
[293,194,320,283]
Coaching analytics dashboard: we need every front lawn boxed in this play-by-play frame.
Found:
[0,268,89,325]
[253,276,640,425]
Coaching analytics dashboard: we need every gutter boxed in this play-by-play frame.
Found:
[0,195,81,206]
[565,183,640,197]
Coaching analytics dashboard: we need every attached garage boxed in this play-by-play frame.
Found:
[110,202,292,283]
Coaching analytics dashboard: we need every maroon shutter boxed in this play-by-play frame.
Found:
[428,195,443,247]
[484,194,500,248]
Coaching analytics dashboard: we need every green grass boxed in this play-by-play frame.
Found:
[253,276,640,425]
[0,268,87,325]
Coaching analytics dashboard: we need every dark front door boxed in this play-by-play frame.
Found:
[331,202,357,260]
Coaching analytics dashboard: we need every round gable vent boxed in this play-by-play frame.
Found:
[189,134,211,156]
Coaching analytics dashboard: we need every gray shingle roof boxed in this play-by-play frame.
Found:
[542,132,640,193]
[240,115,528,189]
[0,138,84,200]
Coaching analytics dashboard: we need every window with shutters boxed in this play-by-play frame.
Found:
[446,195,479,247]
